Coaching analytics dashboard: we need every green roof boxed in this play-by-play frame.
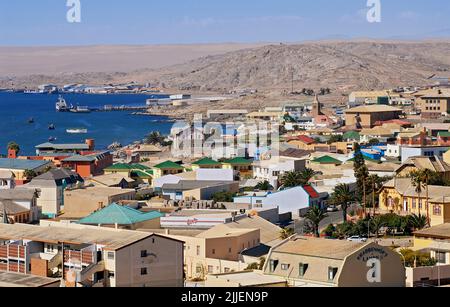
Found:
[78,203,164,225]
[105,163,151,172]
[311,156,342,165]
[131,170,154,179]
[153,161,184,170]
[223,157,253,165]
[438,132,450,138]
[343,131,360,140]
[192,158,222,166]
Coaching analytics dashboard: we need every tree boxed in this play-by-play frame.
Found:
[299,168,318,185]
[410,171,425,216]
[279,227,295,240]
[370,215,385,238]
[328,135,343,144]
[254,181,273,191]
[419,169,435,226]
[368,138,380,145]
[353,143,370,202]
[145,131,165,145]
[330,183,355,223]
[23,169,37,180]
[7,142,20,156]
[305,206,328,237]
[280,171,303,189]
[407,214,428,231]
[212,191,235,203]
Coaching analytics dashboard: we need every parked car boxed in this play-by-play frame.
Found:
[327,206,339,212]
[347,236,368,243]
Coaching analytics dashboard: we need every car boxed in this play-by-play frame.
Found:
[347,236,368,243]
[327,206,339,212]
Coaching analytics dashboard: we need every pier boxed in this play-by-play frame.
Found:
[91,105,149,112]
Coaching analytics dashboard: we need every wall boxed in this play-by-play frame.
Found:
[406,265,450,287]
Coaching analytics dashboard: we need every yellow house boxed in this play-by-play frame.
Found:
[191,158,223,171]
[222,157,253,178]
[152,161,185,180]
[379,178,450,226]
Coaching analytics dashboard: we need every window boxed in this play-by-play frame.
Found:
[299,263,308,277]
[269,260,279,272]
[434,205,442,216]
[196,246,200,256]
[212,249,216,255]
[281,264,290,271]
[141,250,148,258]
[208,266,214,273]
[108,272,115,278]
[328,267,338,281]
[229,248,232,253]
[107,252,115,260]
[224,268,230,273]
[141,268,148,275]
[436,251,446,264]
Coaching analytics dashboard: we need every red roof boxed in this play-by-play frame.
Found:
[289,135,316,145]
[374,119,412,127]
[303,185,320,199]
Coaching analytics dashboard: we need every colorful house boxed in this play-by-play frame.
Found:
[104,163,154,184]
[152,161,185,179]
[61,151,113,178]
[311,155,343,166]
[191,158,222,171]
[221,157,253,178]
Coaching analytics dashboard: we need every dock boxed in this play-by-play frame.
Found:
[91,105,149,112]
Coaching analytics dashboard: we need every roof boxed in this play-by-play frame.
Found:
[222,216,282,246]
[400,156,450,173]
[132,145,162,153]
[35,143,90,150]
[311,156,342,165]
[153,161,184,170]
[207,271,287,287]
[223,157,253,165]
[438,132,450,138]
[0,223,153,251]
[280,148,312,159]
[0,200,30,215]
[31,168,82,183]
[345,105,402,113]
[91,173,134,187]
[192,158,222,166]
[104,163,152,171]
[0,188,37,201]
[0,272,60,287]
[383,177,450,201]
[288,135,316,145]
[0,158,50,171]
[303,185,320,199]
[414,223,450,239]
[62,155,96,162]
[273,236,365,260]
[162,180,233,191]
[342,131,360,140]
[0,170,14,179]
[78,203,164,225]
[196,225,258,239]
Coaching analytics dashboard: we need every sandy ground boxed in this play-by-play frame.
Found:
[0,43,267,76]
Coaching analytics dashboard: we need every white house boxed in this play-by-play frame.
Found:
[233,185,324,216]
[0,171,15,190]
[153,169,235,189]
[400,145,450,163]
[386,144,401,159]
[253,158,306,189]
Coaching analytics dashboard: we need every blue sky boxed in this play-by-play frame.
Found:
[0,0,449,46]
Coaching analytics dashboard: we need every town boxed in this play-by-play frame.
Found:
[1,77,450,288]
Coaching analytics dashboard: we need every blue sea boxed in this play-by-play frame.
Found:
[0,93,174,156]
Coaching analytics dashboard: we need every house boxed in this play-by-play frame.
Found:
[0,158,51,185]
[35,139,95,156]
[348,90,395,107]
[311,155,343,166]
[207,109,249,120]
[103,163,154,184]
[0,222,184,287]
[78,203,164,230]
[131,145,162,159]
[221,157,253,179]
[417,89,450,119]
[90,173,136,189]
[0,170,15,189]
[286,135,316,150]
[345,105,403,129]
[61,151,113,178]
[379,178,450,226]
[234,185,324,216]
[396,156,450,181]
[62,186,136,219]
[279,148,312,160]
[386,144,401,159]
[359,124,401,143]
[438,132,450,146]
[0,272,60,287]
[0,189,39,223]
[397,130,432,147]
[400,145,450,163]
[161,180,240,201]
[152,161,185,180]
[262,236,405,287]
[191,158,223,170]
[153,169,235,189]
[253,157,306,189]
[25,169,84,218]
[246,111,283,121]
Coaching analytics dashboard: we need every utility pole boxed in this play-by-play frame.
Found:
[363,179,367,218]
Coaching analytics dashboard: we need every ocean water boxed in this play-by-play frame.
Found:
[0,93,174,156]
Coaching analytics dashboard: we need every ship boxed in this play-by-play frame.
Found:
[48,137,57,142]
[70,105,91,113]
[66,128,88,134]
[48,124,56,130]
[28,117,34,124]
[56,95,73,112]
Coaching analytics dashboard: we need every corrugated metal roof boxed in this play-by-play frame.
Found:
[0,158,50,170]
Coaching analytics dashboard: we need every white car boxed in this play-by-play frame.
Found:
[327,206,339,212]
[347,236,368,243]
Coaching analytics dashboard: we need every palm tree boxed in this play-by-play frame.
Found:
[305,206,328,237]
[410,171,425,216]
[420,169,434,226]
[145,131,164,145]
[255,181,273,191]
[299,168,318,185]
[280,171,303,189]
[7,142,20,156]
[408,214,428,231]
[23,169,37,180]
[370,215,385,238]
[279,227,295,240]
[330,183,355,223]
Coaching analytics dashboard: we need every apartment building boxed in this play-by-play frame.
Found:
[0,222,184,287]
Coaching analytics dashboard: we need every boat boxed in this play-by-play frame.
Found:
[56,95,73,112]
[28,117,34,124]
[66,128,88,134]
[70,106,91,113]
[108,142,123,150]
[48,137,57,142]
[48,124,56,130]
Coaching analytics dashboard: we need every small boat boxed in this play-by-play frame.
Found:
[70,106,91,113]
[48,124,56,130]
[108,142,123,150]
[66,128,88,134]
[48,137,57,142]
[28,117,35,124]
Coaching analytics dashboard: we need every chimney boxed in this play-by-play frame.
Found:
[85,139,95,151]
[7,149,16,159]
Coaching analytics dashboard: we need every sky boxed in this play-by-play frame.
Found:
[0,0,449,46]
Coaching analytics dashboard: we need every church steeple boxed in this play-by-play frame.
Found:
[312,94,324,117]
